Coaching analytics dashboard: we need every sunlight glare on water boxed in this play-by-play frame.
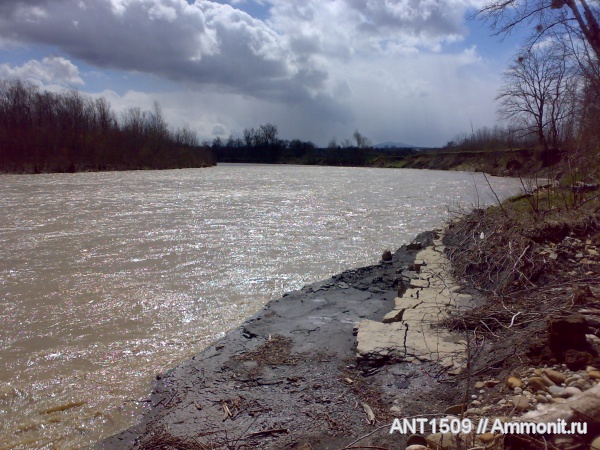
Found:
[0,164,523,448]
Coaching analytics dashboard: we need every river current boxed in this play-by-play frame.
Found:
[0,164,523,448]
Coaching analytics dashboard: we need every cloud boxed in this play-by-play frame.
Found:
[0,56,84,85]
[0,0,304,98]
[0,0,502,146]
[0,0,483,97]
[268,0,481,58]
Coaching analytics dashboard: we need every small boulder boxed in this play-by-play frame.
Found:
[382,249,393,261]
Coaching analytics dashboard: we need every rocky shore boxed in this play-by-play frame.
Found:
[99,210,600,449]
[98,230,473,449]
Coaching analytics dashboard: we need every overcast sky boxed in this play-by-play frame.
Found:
[0,0,526,147]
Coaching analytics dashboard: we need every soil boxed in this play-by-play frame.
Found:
[97,231,466,450]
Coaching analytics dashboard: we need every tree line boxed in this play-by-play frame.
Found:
[0,79,215,173]
[449,0,599,159]
[211,125,412,166]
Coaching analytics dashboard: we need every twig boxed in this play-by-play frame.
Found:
[246,428,288,438]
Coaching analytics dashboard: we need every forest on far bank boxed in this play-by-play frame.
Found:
[0,79,215,173]
[0,78,419,173]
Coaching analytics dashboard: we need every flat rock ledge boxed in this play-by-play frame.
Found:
[356,234,471,370]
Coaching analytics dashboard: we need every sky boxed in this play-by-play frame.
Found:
[0,0,528,147]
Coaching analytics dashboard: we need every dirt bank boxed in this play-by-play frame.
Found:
[374,148,564,177]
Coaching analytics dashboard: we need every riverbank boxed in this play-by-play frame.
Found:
[372,147,563,177]
[98,230,472,449]
[99,180,600,450]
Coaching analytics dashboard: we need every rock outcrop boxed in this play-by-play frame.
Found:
[356,233,471,370]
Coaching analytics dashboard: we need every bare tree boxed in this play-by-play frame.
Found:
[353,129,372,148]
[496,44,577,149]
[477,0,600,58]
[258,123,278,146]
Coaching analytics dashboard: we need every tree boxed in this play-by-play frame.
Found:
[353,129,372,148]
[258,123,278,146]
[496,45,577,149]
[477,0,600,59]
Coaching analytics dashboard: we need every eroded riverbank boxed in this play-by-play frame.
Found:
[99,230,471,449]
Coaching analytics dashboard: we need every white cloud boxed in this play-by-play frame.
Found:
[0,0,504,146]
[0,0,300,98]
[0,56,84,85]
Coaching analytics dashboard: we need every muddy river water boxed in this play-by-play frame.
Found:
[0,164,523,448]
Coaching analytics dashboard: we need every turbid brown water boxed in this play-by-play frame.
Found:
[0,165,522,448]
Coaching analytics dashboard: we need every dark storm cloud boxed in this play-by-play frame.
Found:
[0,0,324,103]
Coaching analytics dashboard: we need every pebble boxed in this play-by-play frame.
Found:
[471,400,481,406]
[536,394,549,403]
[506,377,522,389]
[574,379,593,390]
[588,370,600,380]
[543,369,567,384]
[467,408,483,416]
[540,374,556,387]
[474,381,485,389]
[390,406,403,415]
[512,395,530,411]
[591,435,600,450]
[527,377,548,393]
[565,386,582,397]
[514,387,522,394]
[485,380,500,388]
[548,385,569,398]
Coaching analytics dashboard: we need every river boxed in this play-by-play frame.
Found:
[0,164,522,449]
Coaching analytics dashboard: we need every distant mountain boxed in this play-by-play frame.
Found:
[374,141,414,149]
